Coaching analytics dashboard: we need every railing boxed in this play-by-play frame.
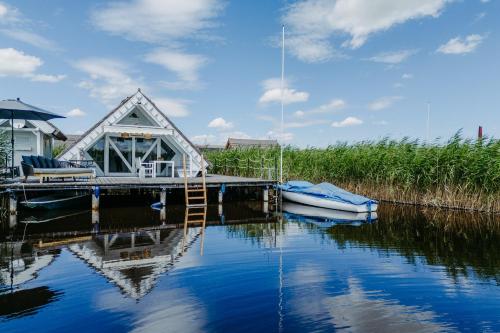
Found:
[208,156,281,180]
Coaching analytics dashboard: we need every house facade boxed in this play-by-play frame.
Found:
[0,119,66,171]
[59,89,207,177]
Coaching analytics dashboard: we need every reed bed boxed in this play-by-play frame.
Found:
[206,134,500,212]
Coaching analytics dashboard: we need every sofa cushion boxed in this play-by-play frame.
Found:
[22,155,33,166]
[39,157,50,168]
[30,155,42,168]
[33,168,94,175]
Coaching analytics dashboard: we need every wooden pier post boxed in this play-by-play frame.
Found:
[9,191,17,216]
[92,186,100,212]
[263,186,269,202]
[160,187,167,207]
[218,184,225,204]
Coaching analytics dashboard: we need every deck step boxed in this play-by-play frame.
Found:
[187,188,204,192]
[186,219,206,223]
[188,196,205,200]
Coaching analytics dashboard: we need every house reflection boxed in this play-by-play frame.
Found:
[0,242,59,290]
[69,217,206,300]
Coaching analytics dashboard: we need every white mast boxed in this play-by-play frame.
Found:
[280,25,285,184]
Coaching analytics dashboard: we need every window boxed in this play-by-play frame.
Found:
[87,138,105,171]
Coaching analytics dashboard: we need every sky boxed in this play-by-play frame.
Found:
[0,0,498,147]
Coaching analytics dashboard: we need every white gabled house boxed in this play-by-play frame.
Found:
[59,89,208,177]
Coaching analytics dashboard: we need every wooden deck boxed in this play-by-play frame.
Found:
[1,174,276,191]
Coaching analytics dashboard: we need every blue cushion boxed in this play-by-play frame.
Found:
[39,157,49,168]
[50,158,61,168]
[22,155,33,166]
[30,155,41,168]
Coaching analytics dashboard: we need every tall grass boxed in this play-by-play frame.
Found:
[206,134,500,212]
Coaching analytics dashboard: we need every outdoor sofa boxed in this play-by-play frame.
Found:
[21,155,95,183]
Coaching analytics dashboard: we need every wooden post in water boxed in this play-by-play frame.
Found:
[263,186,269,202]
[92,186,100,212]
[160,187,167,207]
[9,191,17,216]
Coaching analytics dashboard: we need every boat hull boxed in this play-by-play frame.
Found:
[283,202,377,222]
[282,190,377,213]
[20,193,90,210]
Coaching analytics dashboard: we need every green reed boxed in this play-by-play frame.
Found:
[206,133,499,202]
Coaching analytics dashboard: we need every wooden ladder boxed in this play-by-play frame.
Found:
[182,205,207,255]
[183,154,207,207]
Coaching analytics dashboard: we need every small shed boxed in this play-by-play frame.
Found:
[0,119,66,169]
[225,138,278,149]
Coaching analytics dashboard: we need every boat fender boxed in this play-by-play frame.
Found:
[93,186,100,198]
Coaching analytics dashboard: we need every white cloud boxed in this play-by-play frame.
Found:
[367,49,417,64]
[0,29,60,51]
[0,47,64,82]
[258,77,309,105]
[91,0,224,44]
[437,34,485,54]
[154,97,191,118]
[331,116,363,128]
[402,73,413,79]
[75,58,142,106]
[286,35,336,63]
[145,48,207,89]
[0,3,7,17]
[265,130,293,142]
[282,0,451,62]
[0,48,41,76]
[0,3,60,51]
[30,74,66,83]
[208,117,233,129]
[285,119,329,128]
[66,108,87,117]
[191,134,216,144]
[368,96,403,111]
[294,99,346,117]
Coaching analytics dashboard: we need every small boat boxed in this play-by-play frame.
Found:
[279,181,377,213]
[20,192,90,210]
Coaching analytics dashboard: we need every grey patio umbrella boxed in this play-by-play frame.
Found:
[0,98,65,178]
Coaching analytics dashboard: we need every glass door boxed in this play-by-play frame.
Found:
[108,136,133,175]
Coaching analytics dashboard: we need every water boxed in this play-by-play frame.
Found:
[1,201,499,332]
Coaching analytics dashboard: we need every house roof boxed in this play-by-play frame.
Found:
[0,119,67,140]
[58,89,205,162]
[225,138,279,149]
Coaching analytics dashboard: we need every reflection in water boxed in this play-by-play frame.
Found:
[325,205,500,283]
[69,226,203,300]
[0,242,59,290]
[324,277,454,333]
[0,286,61,320]
[0,201,498,332]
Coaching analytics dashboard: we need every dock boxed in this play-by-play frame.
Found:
[0,174,275,191]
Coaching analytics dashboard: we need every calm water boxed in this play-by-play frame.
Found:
[1,200,499,332]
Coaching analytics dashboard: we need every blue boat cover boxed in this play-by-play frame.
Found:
[279,181,377,206]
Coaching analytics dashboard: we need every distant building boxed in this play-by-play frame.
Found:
[195,143,224,152]
[54,134,81,152]
[225,138,278,149]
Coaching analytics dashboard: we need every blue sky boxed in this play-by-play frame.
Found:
[0,0,498,147]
